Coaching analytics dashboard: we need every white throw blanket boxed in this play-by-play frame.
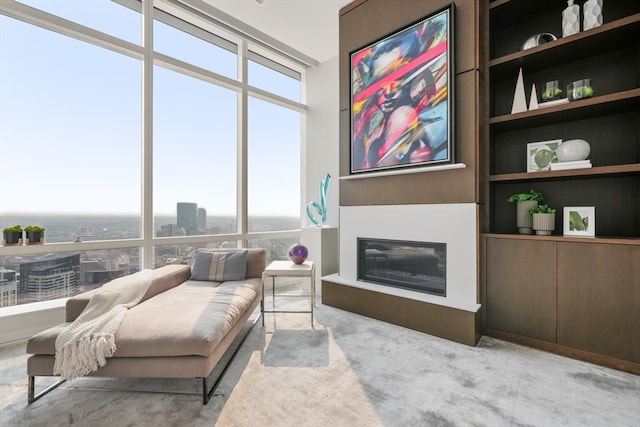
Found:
[54,269,154,379]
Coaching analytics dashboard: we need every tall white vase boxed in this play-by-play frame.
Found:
[583,0,603,31]
[562,0,580,37]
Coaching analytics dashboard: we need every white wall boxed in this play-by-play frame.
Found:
[303,56,340,228]
[338,204,480,312]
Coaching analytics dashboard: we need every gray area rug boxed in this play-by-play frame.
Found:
[1,301,639,426]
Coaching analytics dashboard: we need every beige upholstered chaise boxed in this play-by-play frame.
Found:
[26,248,266,404]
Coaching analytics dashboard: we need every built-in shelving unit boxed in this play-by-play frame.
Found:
[482,0,640,374]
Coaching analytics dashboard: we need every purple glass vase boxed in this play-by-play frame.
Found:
[288,244,308,265]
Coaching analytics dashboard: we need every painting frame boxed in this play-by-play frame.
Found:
[563,206,596,237]
[349,4,455,174]
[527,139,562,172]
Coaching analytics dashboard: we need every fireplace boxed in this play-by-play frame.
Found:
[358,238,446,297]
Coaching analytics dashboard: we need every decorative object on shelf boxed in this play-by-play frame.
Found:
[527,139,561,172]
[541,80,563,102]
[508,189,544,235]
[528,83,539,110]
[567,79,594,101]
[511,67,527,114]
[529,204,557,235]
[306,173,331,226]
[538,98,569,108]
[2,225,23,246]
[350,5,454,174]
[520,33,557,51]
[583,0,603,31]
[25,225,45,245]
[562,0,580,37]
[550,159,592,170]
[288,243,309,265]
[556,139,590,162]
[563,206,596,237]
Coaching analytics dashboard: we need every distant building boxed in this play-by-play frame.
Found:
[158,223,179,237]
[19,254,80,303]
[197,207,207,231]
[177,202,198,235]
[0,268,17,307]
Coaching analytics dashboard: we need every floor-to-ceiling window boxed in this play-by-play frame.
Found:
[0,0,305,308]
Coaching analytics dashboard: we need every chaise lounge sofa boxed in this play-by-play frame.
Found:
[25,247,266,404]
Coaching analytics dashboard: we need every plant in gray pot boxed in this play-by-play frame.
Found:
[508,189,544,234]
[529,204,556,235]
[25,225,45,245]
[2,225,23,246]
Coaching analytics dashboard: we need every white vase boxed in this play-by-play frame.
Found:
[556,139,590,162]
[562,0,580,37]
[583,0,603,31]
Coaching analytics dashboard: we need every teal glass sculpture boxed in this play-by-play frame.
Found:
[306,174,331,226]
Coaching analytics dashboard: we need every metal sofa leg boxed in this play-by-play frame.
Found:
[200,312,262,404]
[28,376,66,404]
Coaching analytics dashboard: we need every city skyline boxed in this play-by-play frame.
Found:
[0,212,300,308]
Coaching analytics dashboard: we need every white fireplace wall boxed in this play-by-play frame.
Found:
[339,203,479,312]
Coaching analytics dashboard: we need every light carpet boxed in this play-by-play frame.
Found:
[1,299,639,426]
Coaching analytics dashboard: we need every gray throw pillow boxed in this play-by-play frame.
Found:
[191,250,248,282]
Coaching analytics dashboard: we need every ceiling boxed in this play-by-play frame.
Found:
[203,0,352,64]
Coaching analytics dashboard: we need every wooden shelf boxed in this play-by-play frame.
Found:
[483,233,640,246]
[484,0,640,375]
[489,88,640,132]
[489,163,640,182]
[489,14,640,80]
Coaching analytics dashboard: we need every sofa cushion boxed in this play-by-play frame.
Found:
[191,250,248,282]
[26,323,70,355]
[197,247,266,279]
[112,278,262,357]
[65,264,191,322]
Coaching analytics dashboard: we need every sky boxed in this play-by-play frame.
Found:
[0,0,301,218]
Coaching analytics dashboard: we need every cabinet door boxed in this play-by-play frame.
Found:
[558,243,640,363]
[486,238,557,342]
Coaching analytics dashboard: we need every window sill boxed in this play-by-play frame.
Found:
[0,298,67,318]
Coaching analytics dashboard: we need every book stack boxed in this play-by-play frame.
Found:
[550,160,592,170]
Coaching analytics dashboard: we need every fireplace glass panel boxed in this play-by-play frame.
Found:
[358,238,446,297]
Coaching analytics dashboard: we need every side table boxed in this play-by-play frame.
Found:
[262,260,315,326]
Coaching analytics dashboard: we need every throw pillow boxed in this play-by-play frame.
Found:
[191,250,248,282]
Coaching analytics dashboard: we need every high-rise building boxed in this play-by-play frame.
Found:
[19,254,80,303]
[177,202,198,236]
[0,268,17,308]
[197,207,207,231]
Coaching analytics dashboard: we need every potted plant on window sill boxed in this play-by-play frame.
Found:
[25,225,45,245]
[529,204,557,236]
[508,189,544,234]
[3,225,23,246]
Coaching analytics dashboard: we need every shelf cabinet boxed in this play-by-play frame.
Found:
[483,0,640,373]
[485,236,640,367]
[486,238,556,342]
[557,242,640,363]
[486,0,640,239]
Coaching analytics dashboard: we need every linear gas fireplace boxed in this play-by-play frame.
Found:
[358,238,446,297]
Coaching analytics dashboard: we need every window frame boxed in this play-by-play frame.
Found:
[0,0,306,311]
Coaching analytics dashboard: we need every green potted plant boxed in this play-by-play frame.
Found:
[529,204,557,235]
[508,189,544,234]
[2,225,23,246]
[25,225,45,245]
